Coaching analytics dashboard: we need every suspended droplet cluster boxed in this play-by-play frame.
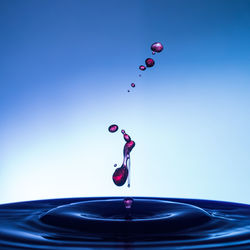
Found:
[128,42,164,92]
[109,42,164,188]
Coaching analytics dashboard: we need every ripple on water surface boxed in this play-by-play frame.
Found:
[1,197,250,249]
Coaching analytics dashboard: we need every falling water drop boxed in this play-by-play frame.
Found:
[123,133,131,142]
[131,83,135,88]
[112,166,128,186]
[151,42,164,53]
[108,124,118,133]
[139,65,146,71]
[110,127,135,187]
[145,58,155,67]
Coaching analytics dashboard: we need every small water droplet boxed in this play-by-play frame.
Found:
[127,90,130,92]
[152,51,156,55]
[151,42,164,53]
[145,58,155,67]
[124,133,131,142]
[131,83,135,88]
[114,164,117,167]
[139,65,146,71]
[139,74,141,77]
[121,130,125,134]
[108,124,118,133]
[124,197,133,209]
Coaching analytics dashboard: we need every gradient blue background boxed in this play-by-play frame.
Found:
[1,0,250,204]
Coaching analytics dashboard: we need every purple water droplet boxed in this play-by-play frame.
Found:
[124,197,134,209]
[113,166,128,186]
[151,42,164,53]
[145,58,155,67]
[152,51,156,55]
[131,83,135,88]
[111,129,135,187]
[108,124,118,133]
[114,164,117,167]
[125,140,135,154]
[124,133,131,142]
[139,65,146,71]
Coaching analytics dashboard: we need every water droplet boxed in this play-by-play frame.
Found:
[127,90,130,92]
[145,58,155,67]
[152,51,156,55]
[114,164,117,167]
[112,166,128,186]
[108,124,118,133]
[151,42,164,53]
[131,83,135,88]
[125,140,135,153]
[111,129,135,187]
[139,65,146,71]
[124,133,131,142]
[139,74,141,77]
[123,197,134,209]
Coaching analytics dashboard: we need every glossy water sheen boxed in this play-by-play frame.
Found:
[1,197,250,249]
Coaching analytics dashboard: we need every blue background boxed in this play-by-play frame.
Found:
[1,0,250,204]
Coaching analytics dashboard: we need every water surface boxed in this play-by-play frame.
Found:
[1,197,250,249]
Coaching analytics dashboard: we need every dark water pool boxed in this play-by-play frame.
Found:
[1,197,250,249]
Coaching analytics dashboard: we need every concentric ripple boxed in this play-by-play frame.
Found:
[40,199,211,237]
[0,197,250,249]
